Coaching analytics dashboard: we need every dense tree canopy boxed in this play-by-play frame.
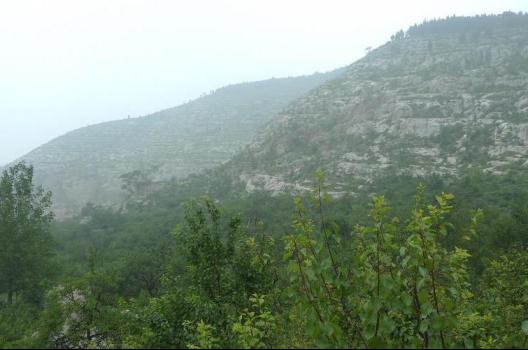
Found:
[1,162,528,348]
[405,11,528,38]
[0,162,55,306]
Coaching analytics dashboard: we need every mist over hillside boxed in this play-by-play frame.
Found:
[9,69,343,216]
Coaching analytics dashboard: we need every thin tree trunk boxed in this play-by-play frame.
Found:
[8,291,13,305]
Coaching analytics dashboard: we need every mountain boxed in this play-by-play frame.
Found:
[225,12,528,197]
[11,13,528,218]
[11,70,343,216]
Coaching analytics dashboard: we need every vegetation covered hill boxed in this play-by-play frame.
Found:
[2,12,528,350]
[227,12,528,196]
[11,70,343,216]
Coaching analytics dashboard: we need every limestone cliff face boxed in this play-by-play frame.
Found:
[11,71,343,216]
[236,14,528,195]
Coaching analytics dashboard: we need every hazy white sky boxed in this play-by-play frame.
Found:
[1,0,527,165]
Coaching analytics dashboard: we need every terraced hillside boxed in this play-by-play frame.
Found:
[12,70,343,216]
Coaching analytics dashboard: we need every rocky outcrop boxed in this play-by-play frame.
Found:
[235,14,528,194]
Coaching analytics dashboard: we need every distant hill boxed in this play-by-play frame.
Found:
[11,70,344,216]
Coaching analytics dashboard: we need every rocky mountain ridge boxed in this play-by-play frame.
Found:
[230,13,528,196]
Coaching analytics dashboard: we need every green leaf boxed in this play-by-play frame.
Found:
[363,324,376,340]
[381,315,396,333]
[522,320,528,335]
[399,246,407,256]
[419,266,428,278]
[419,319,430,333]
[402,294,413,307]
[431,315,446,331]
[418,289,429,305]
[402,255,411,268]
[305,269,316,281]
